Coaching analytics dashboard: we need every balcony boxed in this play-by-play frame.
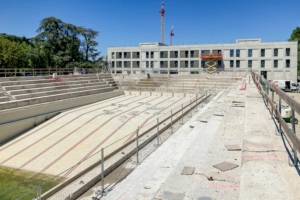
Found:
[200,53,222,59]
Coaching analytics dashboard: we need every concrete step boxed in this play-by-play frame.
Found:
[12,84,111,100]
[0,96,8,102]
[0,88,120,110]
[7,82,107,95]
[2,79,101,91]
[0,93,4,97]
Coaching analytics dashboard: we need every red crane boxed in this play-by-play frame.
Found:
[159,2,165,44]
[170,26,174,45]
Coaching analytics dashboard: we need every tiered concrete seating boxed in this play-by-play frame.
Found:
[115,74,243,92]
[0,73,118,108]
[0,92,8,102]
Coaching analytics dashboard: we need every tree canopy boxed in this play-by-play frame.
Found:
[0,16,103,69]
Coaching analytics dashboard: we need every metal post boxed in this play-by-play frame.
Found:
[156,118,160,145]
[266,86,269,108]
[171,110,173,134]
[291,97,298,166]
[136,126,139,164]
[181,104,184,124]
[36,184,41,200]
[271,90,274,117]
[101,148,105,194]
[279,96,282,134]
[190,100,192,117]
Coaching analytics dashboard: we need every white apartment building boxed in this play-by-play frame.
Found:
[107,38,298,82]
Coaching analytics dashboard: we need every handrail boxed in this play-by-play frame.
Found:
[251,71,300,153]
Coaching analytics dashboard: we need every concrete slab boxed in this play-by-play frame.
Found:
[181,166,195,175]
[213,161,239,172]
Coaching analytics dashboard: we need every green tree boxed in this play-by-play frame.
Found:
[35,17,81,68]
[0,37,25,68]
[289,26,300,75]
[80,28,100,62]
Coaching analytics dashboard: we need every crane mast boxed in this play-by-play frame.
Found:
[159,2,165,44]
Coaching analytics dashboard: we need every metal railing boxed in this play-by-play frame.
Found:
[0,68,102,77]
[252,71,300,167]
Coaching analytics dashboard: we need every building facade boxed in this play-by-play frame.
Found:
[107,39,298,82]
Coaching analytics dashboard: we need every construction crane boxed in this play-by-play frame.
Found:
[170,26,174,45]
[159,2,165,44]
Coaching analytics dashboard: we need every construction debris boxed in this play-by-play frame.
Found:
[181,166,195,175]
[213,161,239,172]
[225,145,241,151]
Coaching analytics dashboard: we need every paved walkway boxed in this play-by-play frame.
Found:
[80,79,300,199]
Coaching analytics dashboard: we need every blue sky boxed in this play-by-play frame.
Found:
[0,0,300,55]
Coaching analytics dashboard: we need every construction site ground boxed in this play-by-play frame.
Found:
[79,80,300,200]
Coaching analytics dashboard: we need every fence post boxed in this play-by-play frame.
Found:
[156,118,160,146]
[136,126,139,164]
[271,90,274,117]
[291,97,298,166]
[36,184,41,200]
[171,110,173,134]
[190,100,192,117]
[279,96,282,134]
[101,148,105,195]
[181,104,184,124]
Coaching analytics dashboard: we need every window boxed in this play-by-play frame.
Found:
[124,61,127,68]
[146,52,149,58]
[191,51,194,58]
[160,52,163,58]
[217,60,222,68]
[137,61,140,67]
[248,49,252,57]
[150,61,153,68]
[112,52,115,59]
[175,61,178,67]
[274,60,278,68]
[230,60,234,68]
[261,60,265,68]
[274,49,278,57]
[112,61,115,68]
[191,61,194,68]
[160,61,163,68]
[146,61,149,68]
[248,60,252,68]
[201,50,205,55]
[201,60,205,68]
[236,60,240,68]
[286,48,290,56]
[230,50,234,57]
[151,52,154,58]
[236,49,240,57]
[119,61,122,67]
[175,51,178,58]
[261,49,265,57]
[286,59,290,68]
[185,51,188,58]
[124,52,127,58]
[185,61,188,68]
[137,52,140,58]
[118,52,122,58]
